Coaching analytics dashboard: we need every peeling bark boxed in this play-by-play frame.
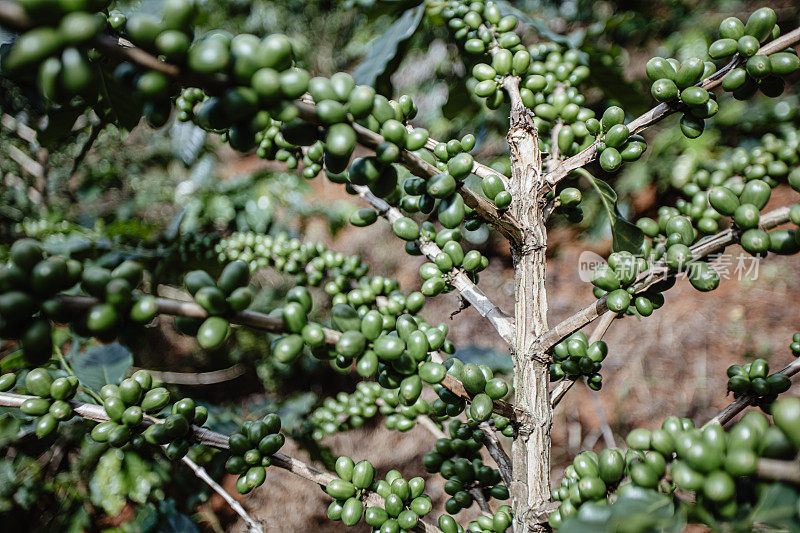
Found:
[505,79,552,531]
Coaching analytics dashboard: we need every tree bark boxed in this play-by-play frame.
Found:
[505,79,552,531]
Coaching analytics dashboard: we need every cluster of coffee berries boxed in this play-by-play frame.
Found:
[550,332,607,390]
[716,9,798,99]
[19,368,78,437]
[552,401,800,529]
[416,234,488,297]
[444,360,510,422]
[727,358,791,410]
[177,260,255,349]
[225,414,285,494]
[591,107,648,172]
[92,370,206,459]
[76,260,154,340]
[0,239,82,363]
[423,419,509,513]
[327,463,432,530]
[450,505,512,533]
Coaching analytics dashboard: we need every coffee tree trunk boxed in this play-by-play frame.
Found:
[505,81,551,531]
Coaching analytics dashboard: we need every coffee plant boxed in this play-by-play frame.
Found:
[1,0,800,531]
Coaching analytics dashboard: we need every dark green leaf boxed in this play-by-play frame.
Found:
[560,487,681,533]
[154,500,201,533]
[72,342,133,392]
[0,349,26,372]
[352,5,425,88]
[170,120,206,166]
[0,413,22,448]
[579,169,644,254]
[744,482,800,531]
[495,1,585,49]
[453,346,513,373]
[97,68,142,132]
[37,105,86,148]
[0,24,16,64]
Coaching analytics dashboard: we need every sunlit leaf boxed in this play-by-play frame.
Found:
[353,5,425,88]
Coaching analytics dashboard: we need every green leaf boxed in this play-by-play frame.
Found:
[153,500,200,533]
[560,487,682,533]
[72,342,133,392]
[0,24,16,64]
[495,1,585,49]
[577,168,644,254]
[744,482,800,531]
[0,349,26,372]
[97,68,143,132]
[170,120,206,166]
[65,506,91,533]
[352,5,425,88]
[454,346,513,373]
[0,413,22,448]
[89,449,127,516]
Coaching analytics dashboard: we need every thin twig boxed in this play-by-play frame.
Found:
[181,455,263,533]
[7,144,44,178]
[416,415,447,440]
[542,196,560,223]
[471,487,492,513]
[351,184,516,346]
[544,27,800,189]
[66,121,104,180]
[479,421,513,488]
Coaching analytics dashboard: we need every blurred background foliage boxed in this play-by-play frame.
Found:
[0,0,799,531]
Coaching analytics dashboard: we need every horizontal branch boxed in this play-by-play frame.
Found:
[134,364,246,385]
[0,390,229,447]
[705,355,800,427]
[544,27,800,188]
[756,458,800,485]
[538,205,792,354]
[56,294,518,421]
